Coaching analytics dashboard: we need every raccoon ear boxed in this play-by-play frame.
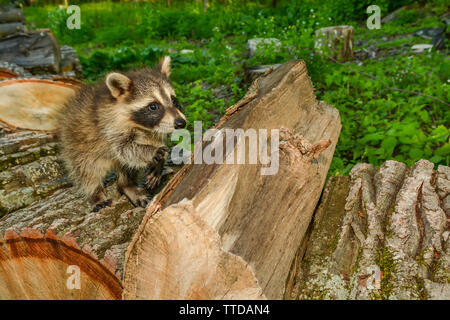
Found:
[157,55,171,78]
[106,72,132,99]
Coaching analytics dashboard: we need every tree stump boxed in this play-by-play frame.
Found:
[123,60,342,299]
[314,26,354,62]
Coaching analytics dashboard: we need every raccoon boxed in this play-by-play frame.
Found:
[57,56,186,212]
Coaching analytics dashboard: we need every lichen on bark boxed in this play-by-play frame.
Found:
[295,160,450,300]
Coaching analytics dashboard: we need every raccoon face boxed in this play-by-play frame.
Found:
[105,56,186,134]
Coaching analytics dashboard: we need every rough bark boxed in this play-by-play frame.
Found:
[0,22,26,39]
[315,26,354,62]
[0,29,61,74]
[293,160,449,300]
[123,60,342,299]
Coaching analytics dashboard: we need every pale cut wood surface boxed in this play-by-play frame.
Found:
[0,79,78,131]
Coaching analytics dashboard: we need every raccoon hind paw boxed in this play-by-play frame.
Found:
[134,195,150,208]
[92,199,112,212]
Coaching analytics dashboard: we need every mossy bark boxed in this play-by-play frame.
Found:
[291,160,450,300]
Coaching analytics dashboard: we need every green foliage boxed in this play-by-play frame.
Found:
[322,52,449,174]
[24,0,449,175]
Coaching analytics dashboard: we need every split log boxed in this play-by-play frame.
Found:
[314,26,354,62]
[0,29,61,74]
[122,60,341,299]
[292,160,450,300]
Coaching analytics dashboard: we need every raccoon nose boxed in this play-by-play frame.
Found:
[174,118,186,129]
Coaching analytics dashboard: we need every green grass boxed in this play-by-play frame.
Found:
[24,0,449,174]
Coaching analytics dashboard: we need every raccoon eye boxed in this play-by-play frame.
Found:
[148,103,159,111]
[171,96,181,110]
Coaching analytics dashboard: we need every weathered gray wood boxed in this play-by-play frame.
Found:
[0,29,61,74]
[0,8,25,24]
[60,45,83,79]
[0,22,26,39]
[0,61,31,78]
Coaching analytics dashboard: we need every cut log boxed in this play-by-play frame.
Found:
[293,160,450,300]
[0,129,147,299]
[0,29,61,74]
[315,26,354,62]
[0,8,25,24]
[122,60,342,299]
[0,22,26,39]
[0,131,64,215]
[0,78,79,131]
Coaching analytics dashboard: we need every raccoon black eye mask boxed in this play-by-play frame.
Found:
[131,102,165,129]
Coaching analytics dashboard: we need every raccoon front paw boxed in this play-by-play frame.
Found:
[151,146,168,165]
[92,199,112,212]
[145,166,163,191]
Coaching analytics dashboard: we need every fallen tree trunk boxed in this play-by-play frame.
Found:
[291,160,450,300]
[0,29,61,74]
[122,60,342,299]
